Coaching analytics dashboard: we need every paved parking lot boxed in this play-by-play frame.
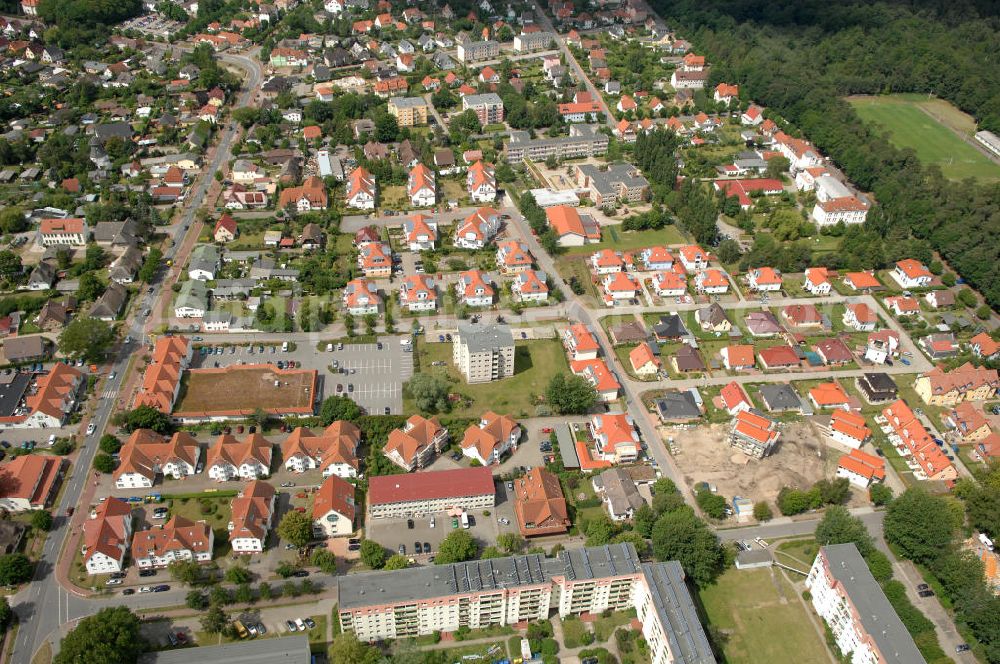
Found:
[189,336,413,415]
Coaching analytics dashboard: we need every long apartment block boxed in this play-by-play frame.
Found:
[338,543,715,664]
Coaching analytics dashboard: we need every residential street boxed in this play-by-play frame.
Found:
[9,48,264,664]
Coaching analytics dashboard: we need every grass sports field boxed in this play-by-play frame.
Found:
[175,364,317,417]
[848,94,1000,182]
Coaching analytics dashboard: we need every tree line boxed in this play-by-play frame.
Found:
[655,0,1000,310]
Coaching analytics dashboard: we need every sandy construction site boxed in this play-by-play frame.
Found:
[665,420,863,507]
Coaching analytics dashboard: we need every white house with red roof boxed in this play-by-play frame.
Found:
[131,516,214,568]
[629,343,661,376]
[891,259,933,289]
[773,131,823,172]
[357,242,392,277]
[460,412,521,466]
[719,381,752,415]
[408,163,436,207]
[454,207,502,249]
[402,214,437,251]
[563,324,599,361]
[826,410,871,449]
[572,359,621,402]
[512,270,549,303]
[399,275,437,312]
[455,270,495,307]
[345,167,377,210]
[746,267,782,292]
[652,271,686,297]
[714,83,739,104]
[213,214,238,243]
[865,330,900,365]
[601,272,639,305]
[342,278,381,315]
[837,449,885,488]
[678,245,708,272]
[589,413,639,463]
[639,246,675,271]
[970,333,1000,361]
[694,269,729,294]
[496,240,533,274]
[467,161,497,203]
[885,296,920,317]
[794,166,829,192]
[843,303,877,332]
[741,104,763,126]
[590,249,624,274]
[803,267,832,295]
[312,475,356,538]
[83,498,133,575]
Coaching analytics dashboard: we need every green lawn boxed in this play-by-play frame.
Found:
[848,95,1000,182]
[410,339,569,418]
[563,225,688,255]
[699,568,833,664]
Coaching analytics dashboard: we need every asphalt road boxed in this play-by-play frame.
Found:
[9,48,264,664]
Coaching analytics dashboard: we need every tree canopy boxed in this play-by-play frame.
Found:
[545,373,598,415]
[55,606,144,664]
[650,508,725,587]
[884,489,958,565]
[58,318,115,362]
[435,530,477,565]
[277,511,314,548]
[319,395,362,425]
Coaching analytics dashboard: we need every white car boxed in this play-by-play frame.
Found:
[755,537,769,548]
[105,578,122,586]
[86,423,96,436]
[139,586,153,593]
[295,618,306,631]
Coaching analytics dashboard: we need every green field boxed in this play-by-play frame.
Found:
[411,339,569,418]
[848,95,1000,182]
[563,225,689,255]
[699,568,833,664]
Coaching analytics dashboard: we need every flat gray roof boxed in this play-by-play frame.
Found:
[556,424,579,469]
[641,561,717,664]
[140,635,310,664]
[457,322,513,353]
[339,543,642,609]
[389,96,427,108]
[821,544,926,664]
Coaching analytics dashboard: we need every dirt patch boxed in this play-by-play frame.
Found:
[667,421,859,506]
[175,364,317,417]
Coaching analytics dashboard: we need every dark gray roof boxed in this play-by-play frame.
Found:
[93,122,133,142]
[640,561,717,664]
[758,384,802,411]
[3,335,49,362]
[654,390,701,420]
[594,467,645,516]
[673,344,705,371]
[820,544,926,664]
[340,543,642,610]
[861,373,897,392]
[139,635,310,664]
[653,314,688,339]
[0,372,32,417]
[90,282,127,319]
[698,303,729,327]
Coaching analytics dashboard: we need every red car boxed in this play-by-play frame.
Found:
[540,427,553,434]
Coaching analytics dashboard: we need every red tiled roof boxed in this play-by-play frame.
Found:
[368,467,495,505]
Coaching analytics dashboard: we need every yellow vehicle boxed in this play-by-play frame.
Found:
[234,620,249,639]
[165,259,173,267]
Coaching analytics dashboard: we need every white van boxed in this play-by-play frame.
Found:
[281,341,289,352]
[461,512,469,529]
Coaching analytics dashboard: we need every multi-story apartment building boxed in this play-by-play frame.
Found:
[463,93,505,125]
[505,124,609,163]
[387,96,429,126]
[575,163,650,208]
[456,38,499,62]
[913,362,998,406]
[453,322,514,383]
[513,31,555,53]
[384,414,449,471]
[806,544,925,664]
[368,467,495,519]
[337,543,716,664]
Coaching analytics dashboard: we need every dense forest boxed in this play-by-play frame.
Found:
[654,0,1000,309]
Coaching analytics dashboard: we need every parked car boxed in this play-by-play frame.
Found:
[292,570,309,578]
[286,620,297,632]
[138,586,153,593]
[122,588,135,595]
[105,578,122,586]
[153,584,170,592]
[139,569,157,577]
[918,589,935,598]
[304,618,316,629]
